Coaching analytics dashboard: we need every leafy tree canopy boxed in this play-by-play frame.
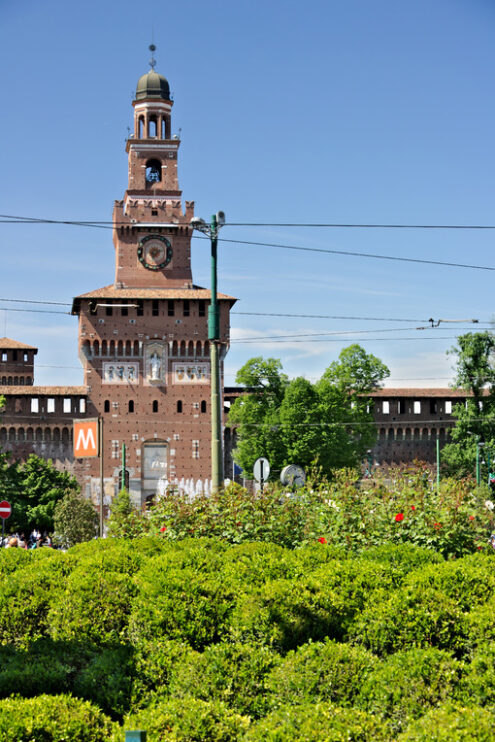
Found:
[442,332,495,478]
[228,345,389,476]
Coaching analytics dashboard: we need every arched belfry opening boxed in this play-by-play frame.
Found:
[145,158,161,184]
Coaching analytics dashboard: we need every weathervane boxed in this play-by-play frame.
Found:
[149,43,157,71]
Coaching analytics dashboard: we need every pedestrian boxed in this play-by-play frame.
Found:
[6,537,18,548]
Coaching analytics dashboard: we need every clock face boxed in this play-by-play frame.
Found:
[137,234,173,271]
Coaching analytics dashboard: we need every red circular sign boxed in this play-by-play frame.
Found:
[0,501,11,520]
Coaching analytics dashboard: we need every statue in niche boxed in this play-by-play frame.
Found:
[117,366,125,380]
[149,352,162,381]
[106,366,114,381]
[128,366,136,381]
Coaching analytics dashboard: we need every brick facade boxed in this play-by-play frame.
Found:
[0,63,235,513]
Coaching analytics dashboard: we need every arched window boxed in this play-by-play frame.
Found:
[93,340,99,356]
[18,428,25,442]
[8,428,15,442]
[172,340,178,356]
[117,340,123,356]
[26,428,33,441]
[44,428,51,443]
[201,400,207,413]
[388,428,394,440]
[180,340,186,357]
[138,116,144,138]
[177,400,182,413]
[125,340,132,356]
[104,400,110,413]
[405,428,411,440]
[148,116,157,137]
[35,427,43,442]
[101,340,107,356]
[152,400,158,413]
[414,428,420,440]
[129,400,134,413]
[188,341,194,357]
[53,428,60,443]
[145,158,161,184]
[62,428,69,443]
[396,428,403,440]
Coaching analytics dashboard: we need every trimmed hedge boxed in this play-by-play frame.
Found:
[0,694,116,741]
[243,702,391,741]
[397,704,495,741]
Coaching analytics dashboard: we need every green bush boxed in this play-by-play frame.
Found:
[219,541,301,588]
[265,639,377,709]
[359,542,443,574]
[0,694,116,741]
[118,696,250,741]
[457,643,495,707]
[403,555,495,611]
[358,647,465,734]
[129,557,235,650]
[72,645,133,718]
[169,641,279,718]
[397,703,495,741]
[130,638,197,707]
[243,702,390,741]
[349,584,467,656]
[48,565,136,644]
[0,562,59,647]
[227,576,349,652]
[0,546,31,574]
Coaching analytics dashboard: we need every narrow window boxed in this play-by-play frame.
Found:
[1,353,6,362]
[12,351,17,361]
[413,401,421,414]
[177,400,182,413]
[63,398,71,413]
[398,399,405,414]
[201,400,207,413]
[137,301,144,316]
[31,398,39,413]
[104,400,110,413]
[128,400,134,413]
[183,300,190,317]
[151,209,158,216]
[382,401,390,414]
[111,440,120,459]
[79,399,86,413]
[152,300,159,317]
[47,398,55,413]
[121,301,128,317]
[105,301,113,317]
[198,300,206,317]
[192,440,200,459]
[430,400,438,414]
[445,400,452,414]
[152,400,158,413]
[168,300,175,317]
[23,353,28,362]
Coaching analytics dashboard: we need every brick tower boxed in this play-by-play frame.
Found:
[72,57,235,508]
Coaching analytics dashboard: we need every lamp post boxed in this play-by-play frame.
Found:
[190,211,225,493]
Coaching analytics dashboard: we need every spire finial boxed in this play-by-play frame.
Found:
[149,43,157,71]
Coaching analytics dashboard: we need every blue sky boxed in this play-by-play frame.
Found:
[1,0,494,387]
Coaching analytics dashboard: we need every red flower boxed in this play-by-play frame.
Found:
[434,522,442,530]
[160,526,167,532]
[318,537,327,544]
[477,546,482,551]
[411,505,416,511]
[395,513,404,522]
[469,515,475,521]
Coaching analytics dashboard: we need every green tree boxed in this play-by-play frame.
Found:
[10,455,79,533]
[441,332,495,477]
[228,346,389,475]
[107,488,144,538]
[53,490,98,548]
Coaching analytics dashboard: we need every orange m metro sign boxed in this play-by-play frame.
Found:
[73,419,100,458]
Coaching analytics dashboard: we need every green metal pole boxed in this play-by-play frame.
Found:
[121,443,126,490]
[208,214,223,493]
[476,440,480,486]
[436,436,440,491]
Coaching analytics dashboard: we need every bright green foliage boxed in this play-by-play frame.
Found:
[118,697,250,742]
[397,704,495,741]
[10,454,79,533]
[53,490,98,548]
[106,488,146,538]
[266,639,377,709]
[358,648,465,735]
[0,694,116,741]
[131,638,197,707]
[228,346,389,474]
[441,332,495,477]
[169,641,279,718]
[244,703,391,741]
[349,583,467,656]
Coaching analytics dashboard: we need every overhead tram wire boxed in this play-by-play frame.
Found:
[2,214,495,271]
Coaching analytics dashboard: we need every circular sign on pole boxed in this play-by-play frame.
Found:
[0,501,11,520]
[253,457,270,483]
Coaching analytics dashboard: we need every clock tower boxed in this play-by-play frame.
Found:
[72,52,235,510]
